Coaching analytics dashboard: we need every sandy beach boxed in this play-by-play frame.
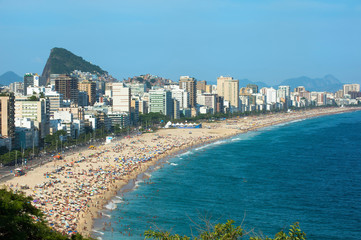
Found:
[1,106,360,237]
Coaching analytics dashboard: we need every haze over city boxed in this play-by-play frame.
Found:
[1,0,361,84]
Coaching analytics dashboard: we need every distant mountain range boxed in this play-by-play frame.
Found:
[0,71,22,86]
[42,47,108,84]
[238,75,344,92]
[0,47,349,93]
[276,75,344,92]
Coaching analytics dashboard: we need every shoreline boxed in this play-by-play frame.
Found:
[1,107,360,237]
[84,106,361,238]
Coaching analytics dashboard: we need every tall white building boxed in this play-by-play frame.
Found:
[170,87,189,109]
[112,83,131,113]
[263,87,277,104]
[343,84,360,95]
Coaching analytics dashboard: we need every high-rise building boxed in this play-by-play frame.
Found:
[205,85,212,93]
[197,80,207,93]
[217,76,239,111]
[15,96,50,139]
[149,89,173,118]
[246,84,258,94]
[45,91,63,118]
[197,93,217,113]
[78,80,96,106]
[24,73,46,95]
[343,84,360,95]
[126,83,146,96]
[51,74,78,104]
[179,76,197,107]
[294,86,306,93]
[173,99,180,119]
[170,87,189,109]
[0,93,15,147]
[112,83,131,113]
[131,98,139,125]
[9,82,24,95]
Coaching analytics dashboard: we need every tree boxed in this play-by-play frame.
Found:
[28,95,39,101]
[0,188,90,240]
[144,220,306,240]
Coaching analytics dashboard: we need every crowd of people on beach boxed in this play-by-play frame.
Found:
[4,132,217,235]
[3,107,357,236]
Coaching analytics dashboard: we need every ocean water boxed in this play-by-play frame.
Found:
[93,110,361,240]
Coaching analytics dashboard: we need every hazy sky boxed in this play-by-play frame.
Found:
[0,0,360,85]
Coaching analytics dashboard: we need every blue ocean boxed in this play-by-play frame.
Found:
[93,110,361,240]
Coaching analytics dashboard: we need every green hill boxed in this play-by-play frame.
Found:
[42,47,107,83]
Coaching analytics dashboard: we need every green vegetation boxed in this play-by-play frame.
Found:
[144,220,306,240]
[0,146,39,166]
[45,47,107,76]
[0,188,90,240]
[28,95,39,101]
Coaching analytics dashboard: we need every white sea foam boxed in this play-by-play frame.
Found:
[195,145,207,151]
[180,151,191,156]
[135,180,141,188]
[211,140,227,145]
[104,201,117,210]
[231,137,241,141]
[144,172,152,178]
[112,198,123,204]
[93,230,105,235]
[170,163,178,166]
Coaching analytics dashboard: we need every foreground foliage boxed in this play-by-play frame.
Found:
[0,188,90,240]
[144,220,306,240]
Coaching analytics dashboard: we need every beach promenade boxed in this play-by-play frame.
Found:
[1,107,360,237]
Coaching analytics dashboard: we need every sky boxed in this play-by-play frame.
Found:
[0,0,360,85]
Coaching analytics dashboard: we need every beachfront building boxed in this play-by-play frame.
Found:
[217,76,239,112]
[179,76,197,108]
[131,98,140,125]
[197,93,217,114]
[278,85,291,108]
[149,89,173,118]
[15,117,39,149]
[108,112,130,129]
[169,86,189,109]
[0,93,15,149]
[311,92,327,106]
[14,96,50,139]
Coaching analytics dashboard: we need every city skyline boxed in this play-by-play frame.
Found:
[1,0,361,85]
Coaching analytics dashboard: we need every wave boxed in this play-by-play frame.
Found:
[180,151,193,156]
[195,145,207,151]
[135,180,141,188]
[170,163,178,166]
[104,201,117,210]
[92,230,104,235]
